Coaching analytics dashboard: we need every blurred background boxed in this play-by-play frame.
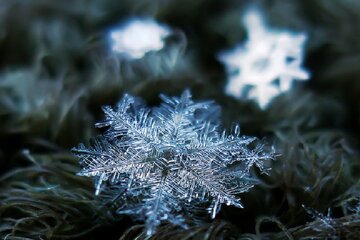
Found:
[0,0,359,239]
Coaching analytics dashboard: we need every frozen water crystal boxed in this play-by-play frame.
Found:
[110,18,170,59]
[73,90,273,235]
[219,8,309,108]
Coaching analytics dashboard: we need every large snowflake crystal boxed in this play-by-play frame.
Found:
[72,90,272,235]
[219,8,310,108]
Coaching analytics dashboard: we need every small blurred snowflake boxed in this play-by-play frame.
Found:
[110,18,170,59]
[303,205,336,235]
[72,90,273,235]
[219,8,309,108]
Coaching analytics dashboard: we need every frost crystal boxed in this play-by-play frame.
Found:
[303,205,336,234]
[219,8,309,108]
[72,90,272,235]
[110,18,170,59]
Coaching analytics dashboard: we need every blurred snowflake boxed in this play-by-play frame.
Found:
[110,18,170,59]
[219,8,309,108]
[72,90,273,235]
[303,205,336,235]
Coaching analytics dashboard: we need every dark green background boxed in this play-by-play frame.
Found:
[0,0,359,239]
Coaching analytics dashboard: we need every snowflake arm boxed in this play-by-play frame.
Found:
[73,140,153,195]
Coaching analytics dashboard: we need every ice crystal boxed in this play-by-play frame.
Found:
[72,90,272,235]
[219,8,309,108]
[110,18,170,59]
[303,205,336,234]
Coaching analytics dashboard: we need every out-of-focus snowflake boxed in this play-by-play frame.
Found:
[219,8,310,108]
[72,90,273,235]
[110,18,170,59]
[303,205,336,234]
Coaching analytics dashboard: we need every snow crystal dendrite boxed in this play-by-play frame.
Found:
[219,8,309,108]
[72,90,273,235]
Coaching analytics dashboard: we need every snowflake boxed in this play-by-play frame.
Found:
[219,8,309,108]
[110,18,170,59]
[302,205,336,234]
[72,90,273,235]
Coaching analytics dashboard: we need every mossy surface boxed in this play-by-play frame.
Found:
[0,0,359,239]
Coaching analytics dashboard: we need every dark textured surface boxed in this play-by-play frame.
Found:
[0,0,359,239]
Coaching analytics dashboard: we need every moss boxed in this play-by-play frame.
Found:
[0,0,359,239]
[0,153,116,239]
